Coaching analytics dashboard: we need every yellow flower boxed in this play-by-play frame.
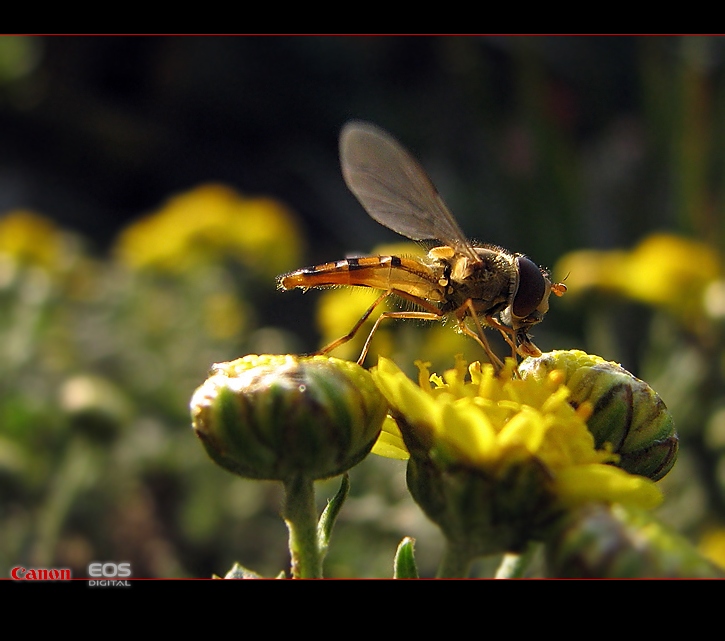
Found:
[698,527,725,571]
[554,233,720,330]
[371,354,663,556]
[115,183,304,277]
[0,210,67,270]
[374,355,661,507]
[202,292,247,341]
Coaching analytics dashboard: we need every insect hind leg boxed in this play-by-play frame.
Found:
[314,290,392,359]
[315,288,444,366]
[356,309,441,365]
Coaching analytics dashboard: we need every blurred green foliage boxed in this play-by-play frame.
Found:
[2,36,725,577]
[0,189,311,577]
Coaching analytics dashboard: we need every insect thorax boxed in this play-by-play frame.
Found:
[439,247,516,316]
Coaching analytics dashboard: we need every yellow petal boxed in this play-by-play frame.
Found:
[438,400,499,465]
[497,407,547,453]
[373,358,440,431]
[554,464,663,510]
[371,416,409,460]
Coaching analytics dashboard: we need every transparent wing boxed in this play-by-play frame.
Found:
[339,121,479,261]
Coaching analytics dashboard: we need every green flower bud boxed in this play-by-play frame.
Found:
[544,503,725,578]
[190,354,387,481]
[404,436,562,557]
[519,350,678,481]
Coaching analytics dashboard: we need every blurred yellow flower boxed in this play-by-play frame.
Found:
[554,233,721,328]
[0,210,66,270]
[698,527,725,570]
[316,287,394,361]
[114,184,304,278]
[372,355,663,511]
[203,292,248,340]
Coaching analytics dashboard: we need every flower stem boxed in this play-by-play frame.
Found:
[436,541,475,578]
[31,436,96,565]
[282,475,322,579]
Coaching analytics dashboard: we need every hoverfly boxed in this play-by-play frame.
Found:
[277,121,566,369]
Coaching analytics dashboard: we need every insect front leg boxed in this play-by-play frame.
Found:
[483,314,518,360]
[456,302,505,373]
[484,314,542,360]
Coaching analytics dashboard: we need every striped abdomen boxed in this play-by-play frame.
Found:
[277,255,447,303]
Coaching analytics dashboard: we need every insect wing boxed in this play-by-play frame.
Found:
[339,121,479,261]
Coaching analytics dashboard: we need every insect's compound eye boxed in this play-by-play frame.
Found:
[512,256,546,319]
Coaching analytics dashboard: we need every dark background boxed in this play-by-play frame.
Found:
[6,35,724,371]
[2,36,702,261]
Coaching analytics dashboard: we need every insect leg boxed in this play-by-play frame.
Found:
[316,288,445,365]
[484,314,542,360]
[356,310,441,365]
[354,288,445,365]
[456,300,505,373]
[483,314,518,360]
[315,290,393,357]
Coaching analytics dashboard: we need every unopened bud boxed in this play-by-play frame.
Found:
[545,503,724,578]
[519,350,678,481]
[404,438,561,556]
[190,354,387,481]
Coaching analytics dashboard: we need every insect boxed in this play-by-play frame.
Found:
[277,121,566,369]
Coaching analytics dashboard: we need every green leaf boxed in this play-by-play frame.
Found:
[317,473,350,560]
[394,537,419,579]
